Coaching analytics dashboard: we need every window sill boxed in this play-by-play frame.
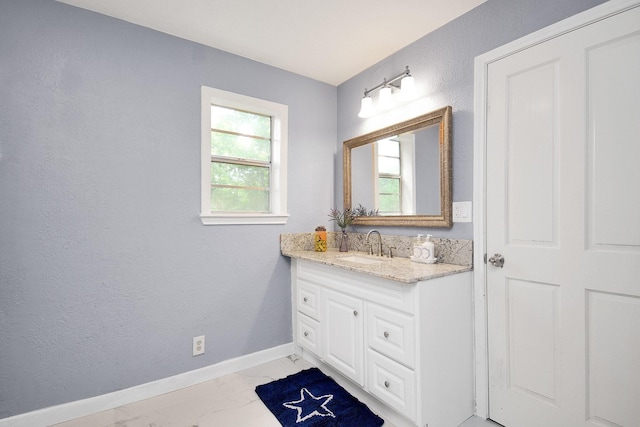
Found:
[199,213,290,225]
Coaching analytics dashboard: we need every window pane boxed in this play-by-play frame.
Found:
[378,156,400,175]
[211,131,271,162]
[379,194,400,212]
[211,105,271,139]
[377,138,399,157]
[211,187,269,212]
[211,163,269,188]
[379,177,400,193]
[201,86,288,223]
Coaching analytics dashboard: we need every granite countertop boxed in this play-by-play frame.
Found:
[282,249,472,284]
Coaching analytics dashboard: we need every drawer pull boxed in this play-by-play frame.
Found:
[384,380,390,388]
[303,331,309,337]
[383,331,389,338]
[353,310,358,317]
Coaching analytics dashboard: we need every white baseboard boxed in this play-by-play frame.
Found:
[1,343,294,427]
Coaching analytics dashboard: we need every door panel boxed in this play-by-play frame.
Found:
[507,279,559,404]
[586,291,640,426]
[506,61,558,246]
[586,31,640,249]
[486,5,640,426]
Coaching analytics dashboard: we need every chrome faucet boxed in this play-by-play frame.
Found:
[365,229,383,256]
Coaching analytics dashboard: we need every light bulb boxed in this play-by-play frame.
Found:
[358,96,375,118]
[377,86,394,111]
[400,75,416,100]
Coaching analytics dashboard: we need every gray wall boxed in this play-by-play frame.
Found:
[0,0,336,419]
[0,0,608,421]
[337,0,607,240]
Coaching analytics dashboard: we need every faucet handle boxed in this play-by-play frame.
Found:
[387,246,396,258]
[365,242,373,255]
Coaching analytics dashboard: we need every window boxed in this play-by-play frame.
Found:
[201,87,288,225]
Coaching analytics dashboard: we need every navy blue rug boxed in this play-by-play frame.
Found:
[255,367,384,427]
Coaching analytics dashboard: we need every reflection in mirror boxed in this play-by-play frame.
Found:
[344,106,452,227]
[351,124,441,216]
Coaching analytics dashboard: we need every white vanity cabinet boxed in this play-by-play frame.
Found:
[291,258,474,427]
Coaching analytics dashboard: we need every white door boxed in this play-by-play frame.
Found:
[321,288,364,386]
[486,5,640,426]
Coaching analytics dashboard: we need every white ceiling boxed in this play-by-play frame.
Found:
[57,0,486,86]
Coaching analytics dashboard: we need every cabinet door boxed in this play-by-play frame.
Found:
[321,288,364,386]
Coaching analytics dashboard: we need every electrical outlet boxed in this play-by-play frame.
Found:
[453,201,472,223]
[193,335,205,356]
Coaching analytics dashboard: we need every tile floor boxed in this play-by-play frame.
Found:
[51,356,501,427]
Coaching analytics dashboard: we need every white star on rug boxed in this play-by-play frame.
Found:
[283,387,336,423]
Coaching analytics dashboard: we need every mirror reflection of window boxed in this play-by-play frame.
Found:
[375,134,417,215]
[376,137,401,214]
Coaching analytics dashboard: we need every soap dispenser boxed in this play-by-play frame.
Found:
[411,233,437,263]
[411,234,426,263]
[423,234,437,263]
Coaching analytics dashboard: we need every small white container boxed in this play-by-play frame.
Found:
[423,234,436,263]
[411,234,437,264]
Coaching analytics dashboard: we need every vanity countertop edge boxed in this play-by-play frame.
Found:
[282,249,472,284]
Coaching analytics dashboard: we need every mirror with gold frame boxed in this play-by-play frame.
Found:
[343,106,452,227]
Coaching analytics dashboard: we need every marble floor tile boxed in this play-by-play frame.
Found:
[52,355,500,427]
[459,415,503,427]
[110,355,314,427]
[49,409,115,427]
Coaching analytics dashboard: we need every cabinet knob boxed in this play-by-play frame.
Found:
[353,310,358,317]
[384,381,390,388]
[383,331,389,338]
[303,331,309,337]
[303,297,308,302]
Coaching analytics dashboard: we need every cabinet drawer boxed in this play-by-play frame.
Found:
[297,280,320,320]
[297,313,321,356]
[367,303,415,368]
[367,349,416,422]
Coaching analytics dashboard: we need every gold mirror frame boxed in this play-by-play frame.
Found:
[343,106,452,227]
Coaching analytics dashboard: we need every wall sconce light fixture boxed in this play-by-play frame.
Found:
[358,66,416,118]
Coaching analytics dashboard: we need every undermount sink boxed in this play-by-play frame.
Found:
[338,255,384,265]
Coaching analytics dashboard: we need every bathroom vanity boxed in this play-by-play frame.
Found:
[284,248,474,427]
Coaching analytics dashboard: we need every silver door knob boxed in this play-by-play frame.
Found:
[489,253,505,268]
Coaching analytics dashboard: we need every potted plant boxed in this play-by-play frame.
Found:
[328,207,356,252]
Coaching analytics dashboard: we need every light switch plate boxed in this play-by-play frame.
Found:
[453,201,472,223]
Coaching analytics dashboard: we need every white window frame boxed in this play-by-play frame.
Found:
[200,86,289,225]
[399,135,417,215]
